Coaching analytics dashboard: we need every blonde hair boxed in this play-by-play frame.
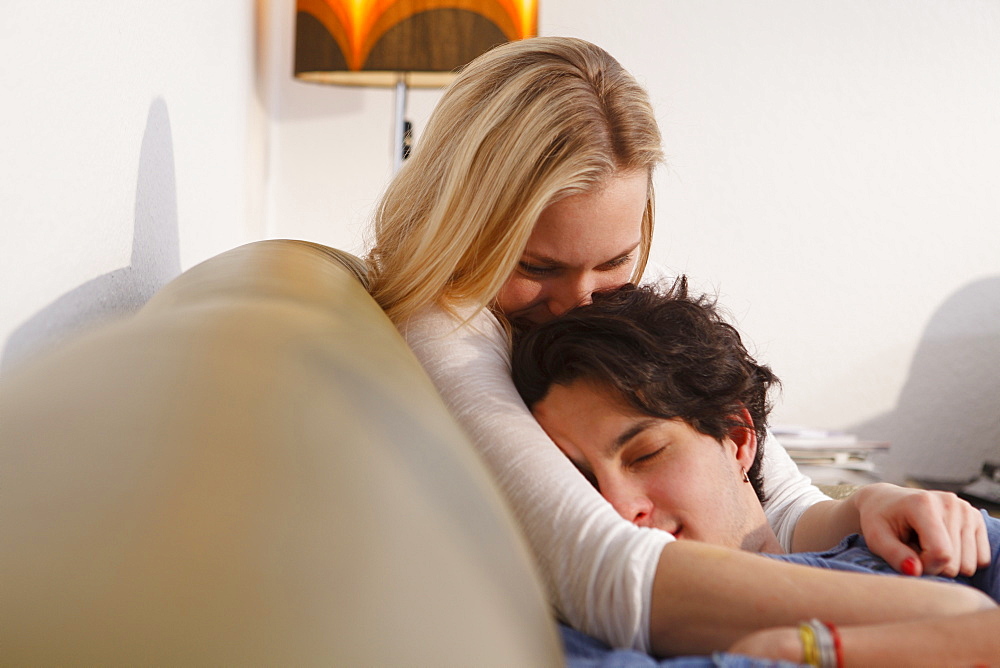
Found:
[366,36,663,325]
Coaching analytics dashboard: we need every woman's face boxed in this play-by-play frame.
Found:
[495,170,648,324]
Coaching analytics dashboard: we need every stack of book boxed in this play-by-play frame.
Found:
[771,426,889,486]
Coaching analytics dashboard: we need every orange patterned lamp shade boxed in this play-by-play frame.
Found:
[294,0,538,87]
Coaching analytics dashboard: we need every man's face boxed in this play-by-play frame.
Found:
[532,378,773,551]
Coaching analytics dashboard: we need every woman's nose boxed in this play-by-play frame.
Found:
[547,275,596,317]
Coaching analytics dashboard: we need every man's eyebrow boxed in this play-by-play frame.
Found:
[522,241,642,267]
[607,418,659,457]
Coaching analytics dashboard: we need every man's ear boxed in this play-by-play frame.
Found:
[727,406,758,471]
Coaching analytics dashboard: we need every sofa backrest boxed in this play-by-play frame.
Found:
[0,239,562,665]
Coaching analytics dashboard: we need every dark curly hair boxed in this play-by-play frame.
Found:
[511,279,779,503]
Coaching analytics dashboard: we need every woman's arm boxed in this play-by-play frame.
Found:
[402,305,993,656]
[791,483,990,577]
[402,305,673,652]
[760,432,989,577]
[729,608,1000,666]
[648,539,995,658]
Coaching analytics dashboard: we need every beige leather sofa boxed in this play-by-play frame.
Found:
[0,240,563,665]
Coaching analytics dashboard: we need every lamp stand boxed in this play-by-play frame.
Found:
[392,77,409,173]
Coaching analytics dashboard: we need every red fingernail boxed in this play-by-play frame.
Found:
[901,557,919,576]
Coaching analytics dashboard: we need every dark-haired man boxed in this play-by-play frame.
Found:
[511,281,999,592]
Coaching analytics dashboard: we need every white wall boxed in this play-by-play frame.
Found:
[621,0,1000,483]
[3,1,997,483]
[266,0,1000,483]
[0,1,263,372]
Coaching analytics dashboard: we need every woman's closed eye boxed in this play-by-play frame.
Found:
[518,261,558,277]
[600,253,632,271]
[518,252,631,278]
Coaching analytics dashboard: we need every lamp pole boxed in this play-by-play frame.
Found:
[392,77,408,173]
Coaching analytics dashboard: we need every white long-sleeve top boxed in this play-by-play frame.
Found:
[402,303,830,653]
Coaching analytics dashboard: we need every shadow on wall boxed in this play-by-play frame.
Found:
[0,98,181,374]
[853,276,1000,485]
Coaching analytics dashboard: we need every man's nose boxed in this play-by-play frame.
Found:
[602,481,654,528]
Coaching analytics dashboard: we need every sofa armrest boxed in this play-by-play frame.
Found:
[0,239,562,665]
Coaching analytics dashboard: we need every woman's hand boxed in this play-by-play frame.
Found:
[852,483,990,577]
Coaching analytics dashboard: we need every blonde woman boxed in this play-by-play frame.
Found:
[366,36,990,657]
